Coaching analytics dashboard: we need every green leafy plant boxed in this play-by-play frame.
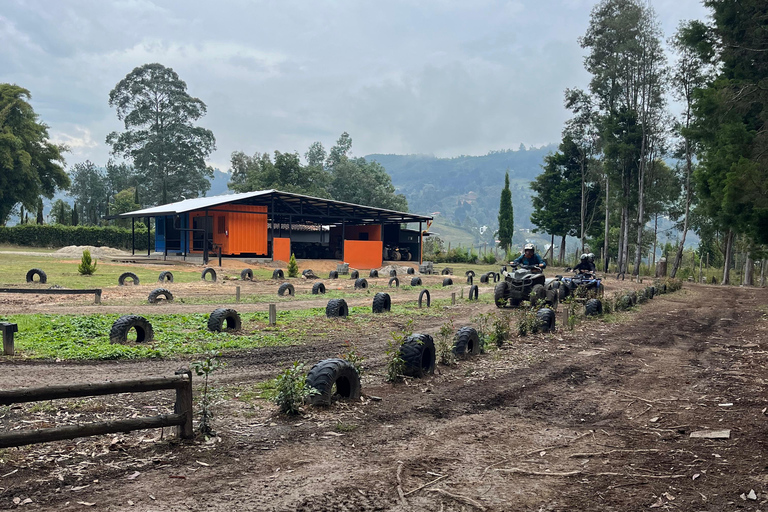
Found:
[490,312,512,347]
[191,350,225,436]
[564,297,578,331]
[77,249,98,275]
[272,361,317,415]
[339,340,365,375]
[516,309,539,337]
[471,312,493,350]
[436,318,457,366]
[482,252,497,265]
[385,319,413,382]
[287,253,299,278]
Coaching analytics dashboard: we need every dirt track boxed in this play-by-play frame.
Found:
[1,283,767,511]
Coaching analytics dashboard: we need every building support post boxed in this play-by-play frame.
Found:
[203,210,209,265]
[419,221,423,264]
[146,217,151,257]
[131,217,135,256]
[341,219,346,262]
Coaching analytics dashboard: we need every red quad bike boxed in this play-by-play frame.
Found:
[494,263,561,308]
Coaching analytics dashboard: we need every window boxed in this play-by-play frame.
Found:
[217,216,226,234]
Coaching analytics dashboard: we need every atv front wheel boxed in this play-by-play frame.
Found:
[494,282,509,308]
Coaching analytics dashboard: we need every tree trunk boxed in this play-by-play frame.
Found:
[558,235,566,265]
[652,214,658,270]
[744,253,754,286]
[603,178,610,273]
[617,207,625,273]
[580,158,586,254]
[621,205,630,274]
[722,229,734,285]
[761,259,766,287]
[633,162,646,276]
[671,148,693,279]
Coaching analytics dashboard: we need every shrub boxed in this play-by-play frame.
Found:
[287,253,299,278]
[0,224,154,250]
[386,319,413,382]
[339,340,365,375]
[272,362,317,415]
[436,318,457,366]
[482,252,497,265]
[490,312,511,347]
[78,250,98,275]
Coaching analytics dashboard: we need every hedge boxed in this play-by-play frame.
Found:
[0,224,155,251]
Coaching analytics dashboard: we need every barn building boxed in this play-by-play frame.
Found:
[118,190,432,269]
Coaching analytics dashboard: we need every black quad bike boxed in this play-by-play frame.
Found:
[494,263,561,308]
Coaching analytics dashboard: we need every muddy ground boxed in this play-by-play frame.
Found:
[0,271,766,511]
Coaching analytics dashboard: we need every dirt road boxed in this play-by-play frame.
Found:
[0,283,767,511]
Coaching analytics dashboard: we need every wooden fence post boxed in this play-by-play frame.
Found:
[451,292,456,306]
[269,304,277,326]
[94,290,102,304]
[236,286,241,303]
[1,323,17,356]
[174,369,194,439]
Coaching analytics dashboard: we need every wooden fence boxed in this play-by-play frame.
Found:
[0,371,193,448]
[0,288,102,303]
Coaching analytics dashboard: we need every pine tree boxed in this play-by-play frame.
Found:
[497,172,514,251]
[287,253,299,278]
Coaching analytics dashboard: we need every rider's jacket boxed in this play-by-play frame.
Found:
[513,253,547,269]
[573,261,595,272]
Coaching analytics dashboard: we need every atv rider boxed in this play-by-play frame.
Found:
[573,253,596,273]
[512,243,547,273]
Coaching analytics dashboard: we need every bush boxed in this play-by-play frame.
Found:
[0,224,154,250]
[287,253,299,278]
[482,252,497,265]
[272,362,317,415]
[78,249,98,275]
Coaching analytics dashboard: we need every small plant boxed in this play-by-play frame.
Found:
[482,252,497,265]
[436,318,457,366]
[191,350,225,436]
[339,340,365,375]
[272,361,317,415]
[471,312,493,349]
[490,312,512,347]
[517,309,539,336]
[287,253,299,278]
[564,297,578,331]
[77,249,98,275]
[385,319,413,382]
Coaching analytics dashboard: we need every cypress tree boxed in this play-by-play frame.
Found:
[497,172,514,251]
[72,202,79,226]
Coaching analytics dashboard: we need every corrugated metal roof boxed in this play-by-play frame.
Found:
[118,190,275,217]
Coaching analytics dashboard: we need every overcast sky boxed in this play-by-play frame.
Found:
[1,0,709,173]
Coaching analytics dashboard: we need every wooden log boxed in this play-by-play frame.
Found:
[174,370,194,439]
[0,288,102,295]
[0,413,186,449]
[0,374,190,406]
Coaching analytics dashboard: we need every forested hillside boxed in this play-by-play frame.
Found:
[368,145,556,245]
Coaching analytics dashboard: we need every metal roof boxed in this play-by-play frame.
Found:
[118,189,432,225]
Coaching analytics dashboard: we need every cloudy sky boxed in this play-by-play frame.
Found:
[1,0,709,172]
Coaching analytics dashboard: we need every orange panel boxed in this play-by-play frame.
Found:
[343,225,382,241]
[273,238,291,264]
[344,240,383,269]
[189,205,268,255]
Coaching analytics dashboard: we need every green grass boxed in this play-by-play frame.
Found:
[0,244,57,253]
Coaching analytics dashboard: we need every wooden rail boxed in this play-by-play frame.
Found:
[0,288,102,303]
[0,372,194,448]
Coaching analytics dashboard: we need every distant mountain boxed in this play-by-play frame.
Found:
[367,145,557,247]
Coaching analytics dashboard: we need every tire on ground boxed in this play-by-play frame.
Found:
[452,326,481,358]
[418,289,431,308]
[109,315,154,344]
[584,298,603,317]
[201,268,217,282]
[272,269,285,279]
[119,272,140,286]
[400,334,436,378]
[354,278,368,289]
[467,275,473,285]
[390,269,397,277]
[480,273,489,283]
[442,277,453,286]
[372,292,391,313]
[306,358,361,406]
[407,267,415,275]
[465,270,475,278]
[410,277,422,286]
[536,307,556,333]
[389,277,399,288]
[468,284,479,300]
[278,283,295,296]
[325,298,349,318]
[492,272,500,283]
[312,282,326,295]
[369,269,379,278]
[241,268,254,281]
[148,288,173,303]
[494,282,509,308]
[328,270,338,279]
[25,268,47,284]
[302,269,315,278]
[441,268,452,275]
[350,270,360,279]
[158,270,174,283]
[207,308,242,332]
[530,284,546,304]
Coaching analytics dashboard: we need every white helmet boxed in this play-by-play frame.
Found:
[524,243,535,251]
[587,253,595,262]
[580,253,588,261]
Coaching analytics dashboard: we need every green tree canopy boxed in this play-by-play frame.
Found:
[69,160,108,225]
[107,63,216,206]
[496,172,513,251]
[0,84,69,224]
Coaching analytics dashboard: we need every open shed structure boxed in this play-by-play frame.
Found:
[118,190,432,269]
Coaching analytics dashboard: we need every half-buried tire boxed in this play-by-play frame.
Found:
[442,277,453,286]
[158,271,174,283]
[350,270,360,279]
[119,272,140,286]
[26,268,47,284]
[306,358,361,406]
[201,268,217,282]
[272,269,285,279]
[329,271,338,279]
[584,298,603,317]
[452,326,481,357]
[372,292,391,313]
[410,277,422,286]
[480,273,489,283]
[400,334,436,378]
[369,269,379,278]
[325,298,349,318]
[148,288,173,303]
[354,278,368,289]
[312,282,326,295]
[278,283,295,296]
[418,289,430,308]
[389,277,399,288]
[110,315,154,344]
[468,284,479,300]
[536,307,556,333]
[207,308,242,332]
[241,268,253,281]
[406,267,415,275]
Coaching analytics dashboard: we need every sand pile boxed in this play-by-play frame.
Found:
[54,245,131,258]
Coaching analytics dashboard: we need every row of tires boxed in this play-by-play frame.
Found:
[304,326,482,405]
[108,307,242,343]
[23,268,227,286]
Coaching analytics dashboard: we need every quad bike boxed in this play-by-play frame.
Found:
[494,263,561,308]
[561,269,604,299]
